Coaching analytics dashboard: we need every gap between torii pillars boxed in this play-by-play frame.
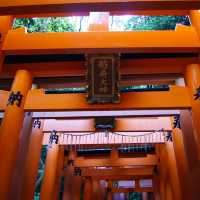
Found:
[0,70,32,199]
[21,119,44,200]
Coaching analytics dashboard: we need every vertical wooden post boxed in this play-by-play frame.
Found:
[0,16,13,72]
[53,145,65,200]
[165,181,173,200]
[88,12,110,31]
[21,119,44,200]
[83,177,93,200]
[63,165,74,200]
[190,10,200,38]
[9,112,33,200]
[180,110,200,199]
[158,141,182,200]
[153,173,160,200]
[110,146,119,161]
[172,119,192,199]
[92,179,102,200]
[63,148,81,200]
[40,144,59,200]
[107,180,113,200]
[0,70,32,199]
[184,64,200,160]
[142,192,148,200]
[165,142,182,200]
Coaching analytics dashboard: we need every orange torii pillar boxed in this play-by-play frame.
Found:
[171,118,192,199]
[63,148,82,200]
[184,64,200,159]
[53,145,65,199]
[107,180,113,200]
[142,192,148,200]
[153,163,161,200]
[83,177,93,200]
[9,112,33,200]
[40,144,59,200]
[88,12,109,31]
[0,16,13,71]
[190,10,200,40]
[92,179,103,200]
[179,110,200,199]
[21,119,44,200]
[0,70,32,199]
[158,141,182,200]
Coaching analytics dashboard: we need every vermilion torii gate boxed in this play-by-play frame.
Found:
[0,2,200,200]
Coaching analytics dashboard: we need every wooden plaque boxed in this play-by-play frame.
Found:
[86,54,120,103]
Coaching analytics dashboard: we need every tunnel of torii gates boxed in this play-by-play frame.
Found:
[0,1,200,200]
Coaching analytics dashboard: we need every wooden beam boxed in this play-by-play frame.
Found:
[0,90,9,110]
[82,166,154,178]
[111,187,153,193]
[0,110,182,119]
[25,86,191,111]
[73,155,158,167]
[2,57,199,78]
[0,0,199,16]
[2,26,200,55]
[13,10,190,18]
[42,117,172,132]
[0,86,191,111]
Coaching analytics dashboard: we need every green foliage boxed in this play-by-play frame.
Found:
[13,16,190,33]
[128,192,142,200]
[13,17,75,32]
[124,16,190,30]
[34,145,48,198]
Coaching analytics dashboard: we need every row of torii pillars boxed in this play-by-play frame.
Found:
[0,67,200,199]
[0,10,200,200]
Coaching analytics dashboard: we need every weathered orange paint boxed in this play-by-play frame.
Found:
[0,70,32,199]
[184,64,200,159]
[21,120,44,200]
[40,144,59,200]
[3,26,200,55]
